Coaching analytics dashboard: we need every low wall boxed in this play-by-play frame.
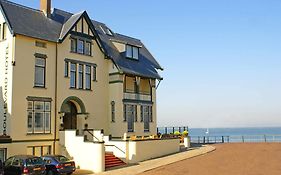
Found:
[105,138,180,164]
[59,130,105,173]
[128,138,180,163]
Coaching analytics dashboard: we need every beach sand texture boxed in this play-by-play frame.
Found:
[139,143,281,175]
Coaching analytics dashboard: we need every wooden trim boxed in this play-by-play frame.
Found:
[123,99,153,105]
[109,72,123,76]
[26,96,52,102]
[109,80,123,84]
[12,139,59,143]
[70,31,95,41]
[65,58,97,67]
[34,53,47,58]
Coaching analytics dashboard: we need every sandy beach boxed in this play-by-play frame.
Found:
[139,143,281,175]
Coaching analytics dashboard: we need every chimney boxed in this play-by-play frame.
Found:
[40,0,51,17]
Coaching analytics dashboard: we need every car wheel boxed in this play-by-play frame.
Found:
[67,173,72,175]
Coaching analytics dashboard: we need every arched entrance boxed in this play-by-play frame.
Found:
[60,96,87,131]
[63,101,77,130]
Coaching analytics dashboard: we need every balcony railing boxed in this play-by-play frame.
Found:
[124,92,151,101]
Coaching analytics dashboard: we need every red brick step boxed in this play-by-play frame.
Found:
[105,152,126,169]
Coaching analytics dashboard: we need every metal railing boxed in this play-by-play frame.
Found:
[157,126,189,134]
[83,129,103,142]
[229,135,281,143]
[190,135,281,144]
[190,136,230,144]
[104,144,126,155]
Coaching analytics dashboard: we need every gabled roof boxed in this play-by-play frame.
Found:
[0,0,163,79]
[59,11,84,40]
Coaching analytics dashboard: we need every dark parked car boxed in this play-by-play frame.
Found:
[41,155,75,175]
[3,155,45,175]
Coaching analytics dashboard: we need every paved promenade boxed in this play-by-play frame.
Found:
[93,145,215,175]
[139,143,281,175]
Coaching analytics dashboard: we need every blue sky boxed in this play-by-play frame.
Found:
[13,0,281,128]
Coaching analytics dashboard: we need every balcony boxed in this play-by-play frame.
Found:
[124,92,151,101]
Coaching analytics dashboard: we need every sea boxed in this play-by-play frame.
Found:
[157,127,281,142]
[188,127,281,137]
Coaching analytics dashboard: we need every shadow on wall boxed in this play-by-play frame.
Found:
[59,144,74,160]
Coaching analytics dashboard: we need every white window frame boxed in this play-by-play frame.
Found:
[27,101,51,134]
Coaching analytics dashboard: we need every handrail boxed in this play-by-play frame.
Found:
[105,144,126,155]
[83,129,102,142]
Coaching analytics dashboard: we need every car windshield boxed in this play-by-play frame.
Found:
[54,156,69,162]
[26,157,44,166]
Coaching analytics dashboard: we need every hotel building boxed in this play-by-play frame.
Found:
[0,0,163,163]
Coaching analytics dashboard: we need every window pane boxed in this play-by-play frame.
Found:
[70,63,76,71]
[0,149,6,162]
[133,47,139,59]
[85,74,91,90]
[85,65,91,73]
[28,112,33,133]
[35,67,44,86]
[64,62,69,77]
[71,38,77,52]
[45,112,51,133]
[78,73,83,89]
[45,102,51,111]
[111,101,115,122]
[34,112,44,133]
[78,65,83,73]
[85,42,91,55]
[34,101,44,111]
[28,101,33,110]
[78,65,83,89]
[126,45,132,58]
[77,40,84,54]
[93,67,96,81]
[70,63,76,88]
[70,72,76,88]
[35,58,45,67]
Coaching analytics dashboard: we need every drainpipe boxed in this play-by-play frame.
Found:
[53,43,58,154]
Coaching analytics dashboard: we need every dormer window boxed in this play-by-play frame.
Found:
[100,25,113,36]
[126,45,139,60]
[106,28,113,36]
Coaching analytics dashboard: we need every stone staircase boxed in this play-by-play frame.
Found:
[105,152,126,169]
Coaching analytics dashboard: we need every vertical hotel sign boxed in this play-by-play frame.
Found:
[3,45,9,136]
